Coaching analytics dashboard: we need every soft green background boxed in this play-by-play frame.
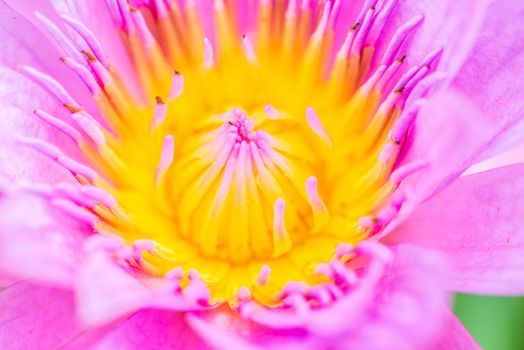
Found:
[454,294,524,349]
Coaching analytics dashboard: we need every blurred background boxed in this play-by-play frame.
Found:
[454,294,524,349]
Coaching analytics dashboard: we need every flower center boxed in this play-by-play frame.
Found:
[25,0,439,304]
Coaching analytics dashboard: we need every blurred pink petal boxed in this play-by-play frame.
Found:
[466,142,524,174]
[0,283,79,349]
[0,188,84,286]
[76,252,152,326]
[389,164,524,294]
[431,308,481,350]
[393,89,492,206]
[453,0,524,161]
[93,309,208,350]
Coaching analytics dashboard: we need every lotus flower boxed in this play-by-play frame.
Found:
[1,0,523,349]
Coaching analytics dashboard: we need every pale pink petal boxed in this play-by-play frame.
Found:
[0,1,65,73]
[0,282,122,350]
[466,141,524,175]
[453,0,524,161]
[76,252,152,326]
[430,308,481,350]
[387,164,524,294]
[394,89,493,206]
[0,189,84,287]
[0,283,80,349]
[92,309,208,350]
[2,0,60,26]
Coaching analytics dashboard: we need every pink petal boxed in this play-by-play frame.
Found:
[466,142,524,175]
[394,89,493,206]
[92,309,208,350]
[0,282,122,350]
[430,308,481,350]
[76,252,152,326]
[388,164,524,294]
[0,282,80,349]
[0,189,84,287]
[0,1,65,73]
[453,0,524,161]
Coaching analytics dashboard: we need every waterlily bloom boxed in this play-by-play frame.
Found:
[1,0,524,349]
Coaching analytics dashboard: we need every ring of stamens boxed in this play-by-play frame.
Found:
[23,0,440,304]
